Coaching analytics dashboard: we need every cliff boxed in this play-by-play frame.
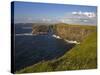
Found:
[52,23,96,42]
[32,25,49,35]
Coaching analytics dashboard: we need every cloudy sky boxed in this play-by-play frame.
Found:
[14,1,97,25]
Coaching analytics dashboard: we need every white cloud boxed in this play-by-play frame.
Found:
[60,11,97,25]
[42,18,46,22]
[42,18,52,23]
[83,12,96,18]
[83,19,88,22]
[42,18,48,21]
[72,11,96,18]
[27,17,32,21]
[72,12,78,15]
[60,19,65,23]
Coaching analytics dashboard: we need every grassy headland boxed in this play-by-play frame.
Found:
[52,23,96,42]
[17,23,97,73]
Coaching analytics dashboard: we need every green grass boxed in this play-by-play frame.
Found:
[52,23,96,42]
[17,31,97,73]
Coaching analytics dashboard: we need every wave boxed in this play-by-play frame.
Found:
[52,34,61,39]
[52,34,80,44]
[15,33,34,36]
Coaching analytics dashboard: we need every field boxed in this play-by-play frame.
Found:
[16,24,97,73]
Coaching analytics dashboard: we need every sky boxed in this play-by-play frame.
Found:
[13,1,97,25]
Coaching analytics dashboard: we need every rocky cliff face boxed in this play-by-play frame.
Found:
[32,25,49,35]
[32,23,96,42]
[52,23,96,42]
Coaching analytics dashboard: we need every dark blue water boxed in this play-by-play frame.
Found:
[15,24,75,71]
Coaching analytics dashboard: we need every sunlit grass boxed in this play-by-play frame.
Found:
[16,24,97,73]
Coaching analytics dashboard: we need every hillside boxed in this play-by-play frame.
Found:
[52,23,96,42]
[32,25,49,35]
[17,24,97,73]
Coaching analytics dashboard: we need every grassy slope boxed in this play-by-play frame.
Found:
[52,24,96,42]
[17,31,97,73]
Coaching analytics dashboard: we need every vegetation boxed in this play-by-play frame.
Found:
[32,25,49,34]
[52,23,96,42]
[17,24,97,73]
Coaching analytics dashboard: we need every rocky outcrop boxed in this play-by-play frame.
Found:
[52,23,96,42]
[32,25,49,35]
[32,23,96,42]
